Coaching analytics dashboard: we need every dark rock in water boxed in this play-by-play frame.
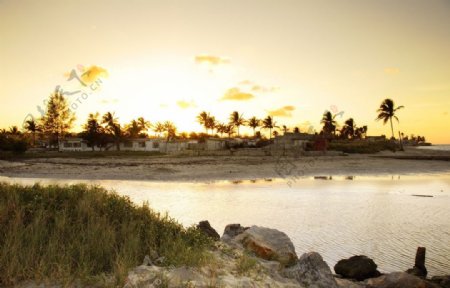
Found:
[366,272,439,288]
[406,246,428,278]
[334,255,381,281]
[283,252,338,288]
[221,223,249,242]
[234,225,298,267]
[430,275,450,288]
[197,220,220,240]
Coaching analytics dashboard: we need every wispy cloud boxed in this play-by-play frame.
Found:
[176,100,196,109]
[99,98,118,104]
[267,105,295,117]
[239,80,278,93]
[384,67,400,75]
[220,88,254,101]
[195,55,230,65]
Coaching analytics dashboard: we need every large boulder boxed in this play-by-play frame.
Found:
[283,252,339,288]
[221,223,249,242]
[366,272,439,288]
[234,226,297,267]
[197,220,220,240]
[334,255,381,281]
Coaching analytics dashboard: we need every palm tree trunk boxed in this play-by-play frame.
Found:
[390,118,394,139]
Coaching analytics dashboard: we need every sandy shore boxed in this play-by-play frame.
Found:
[1,147,449,182]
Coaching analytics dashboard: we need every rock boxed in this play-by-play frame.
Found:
[283,252,339,288]
[335,277,367,288]
[234,226,298,267]
[197,220,220,240]
[334,255,381,281]
[431,275,450,288]
[366,272,439,288]
[142,255,152,266]
[406,247,428,278]
[221,223,249,242]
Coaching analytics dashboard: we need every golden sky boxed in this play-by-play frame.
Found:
[1,0,449,143]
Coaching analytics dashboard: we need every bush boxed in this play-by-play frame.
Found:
[328,140,398,154]
[0,183,212,286]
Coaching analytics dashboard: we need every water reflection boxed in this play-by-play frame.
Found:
[1,175,450,276]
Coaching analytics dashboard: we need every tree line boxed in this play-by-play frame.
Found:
[1,86,411,152]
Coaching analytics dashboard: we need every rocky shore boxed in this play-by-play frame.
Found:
[125,221,450,288]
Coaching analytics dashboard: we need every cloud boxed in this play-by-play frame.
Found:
[238,80,278,93]
[267,105,295,117]
[176,100,196,109]
[384,67,400,75]
[195,55,230,65]
[65,65,108,84]
[220,88,255,101]
[99,98,118,104]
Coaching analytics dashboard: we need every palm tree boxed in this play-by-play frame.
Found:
[125,120,141,138]
[224,124,234,138]
[163,121,177,141]
[215,123,227,138]
[153,122,165,138]
[9,126,20,135]
[102,112,122,150]
[137,117,151,136]
[24,119,41,146]
[321,110,337,137]
[247,117,260,137]
[282,125,289,134]
[376,98,404,139]
[229,111,245,137]
[206,115,216,135]
[81,112,104,151]
[341,118,356,139]
[197,111,210,134]
[262,116,277,139]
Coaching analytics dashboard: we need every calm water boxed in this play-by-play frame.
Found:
[417,144,450,151]
[1,174,450,276]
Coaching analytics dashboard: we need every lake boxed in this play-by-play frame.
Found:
[1,174,449,276]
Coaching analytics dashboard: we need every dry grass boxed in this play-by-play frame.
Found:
[0,183,212,287]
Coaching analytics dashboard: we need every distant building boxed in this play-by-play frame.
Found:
[273,132,314,150]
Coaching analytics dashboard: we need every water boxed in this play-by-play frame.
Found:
[417,144,450,151]
[1,174,450,276]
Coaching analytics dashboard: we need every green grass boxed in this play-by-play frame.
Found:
[328,140,399,154]
[236,253,259,276]
[0,150,164,160]
[0,183,212,286]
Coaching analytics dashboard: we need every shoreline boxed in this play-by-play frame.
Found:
[1,148,450,182]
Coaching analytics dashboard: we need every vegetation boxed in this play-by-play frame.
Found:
[40,88,75,148]
[376,98,404,139]
[0,183,212,286]
[328,140,398,153]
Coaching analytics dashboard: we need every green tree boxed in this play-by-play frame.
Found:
[321,110,337,137]
[247,117,261,137]
[197,111,210,134]
[229,111,245,137]
[376,98,404,139]
[102,112,122,151]
[81,113,105,151]
[24,119,41,146]
[40,89,76,148]
[262,116,277,139]
[153,122,165,138]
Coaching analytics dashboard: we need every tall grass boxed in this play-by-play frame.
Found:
[0,183,212,286]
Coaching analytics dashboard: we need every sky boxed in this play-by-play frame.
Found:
[1,0,449,143]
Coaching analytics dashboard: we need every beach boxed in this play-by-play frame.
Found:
[1,147,449,182]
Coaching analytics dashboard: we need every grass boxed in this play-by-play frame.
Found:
[235,253,259,276]
[0,150,164,160]
[328,140,399,154]
[0,183,212,287]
